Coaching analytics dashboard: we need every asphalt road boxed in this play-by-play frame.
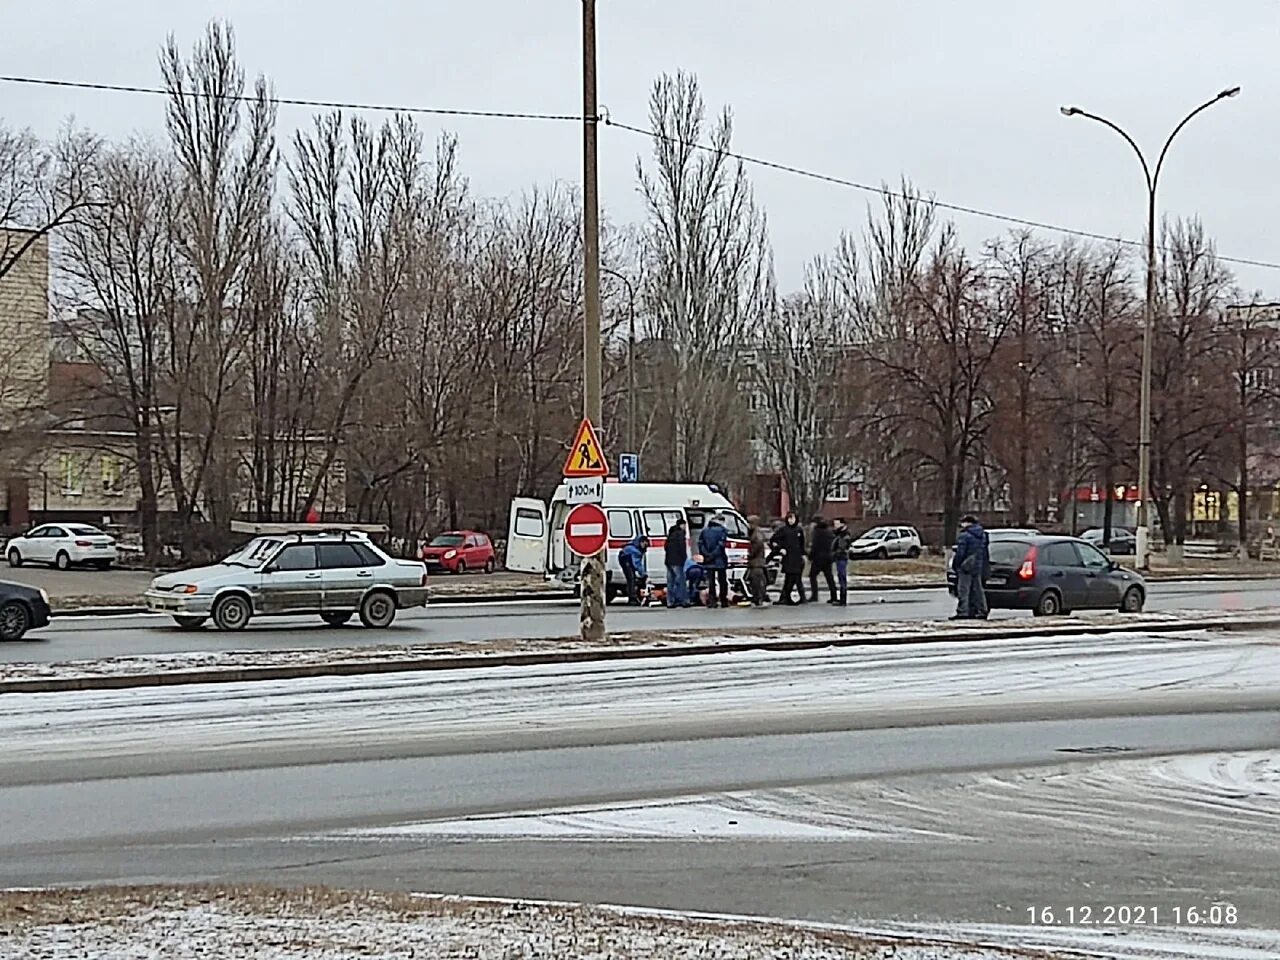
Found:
[3,629,1279,929]
[4,577,1279,664]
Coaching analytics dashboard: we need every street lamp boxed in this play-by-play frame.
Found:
[1060,86,1240,569]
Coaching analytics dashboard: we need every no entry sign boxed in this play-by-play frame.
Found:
[564,502,609,557]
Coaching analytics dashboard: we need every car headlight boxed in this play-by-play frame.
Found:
[176,584,199,595]
[444,550,457,560]
[39,588,49,605]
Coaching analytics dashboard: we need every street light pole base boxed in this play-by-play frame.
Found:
[579,552,607,642]
[1135,525,1151,571]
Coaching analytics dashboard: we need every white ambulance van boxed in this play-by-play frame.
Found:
[506,482,753,601]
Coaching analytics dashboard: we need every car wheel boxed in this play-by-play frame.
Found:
[907,546,921,559]
[55,551,71,571]
[321,611,353,627]
[0,601,31,641]
[173,616,206,631]
[6,548,21,568]
[212,594,252,632]
[1032,590,1062,617]
[1120,586,1145,614]
[484,557,495,574]
[874,548,888,561]
[359,590,397,629]
[454,561,467,575]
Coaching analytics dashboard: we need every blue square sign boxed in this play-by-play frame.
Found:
[619,453,639,483]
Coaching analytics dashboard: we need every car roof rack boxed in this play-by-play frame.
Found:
[229,521,389,538]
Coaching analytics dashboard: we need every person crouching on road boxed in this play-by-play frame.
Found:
[746,515,770,607]
[951,515,990,620]
[664,517,690,608]
[684,556,706,606]
[831,517,852,606]
[619,535,650,606]
[697,514,730,609]
[770,512,807,604]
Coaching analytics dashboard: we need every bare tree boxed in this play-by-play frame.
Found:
[755,257,860,520]
[158,21,278,543]
[637,72,771,486]
[1148,217,1234,560]
[57,142,178,560]
[0,122,99,284]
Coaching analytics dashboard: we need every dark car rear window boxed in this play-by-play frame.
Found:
[989,541,1030,565]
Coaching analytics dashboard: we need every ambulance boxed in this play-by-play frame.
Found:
[505,482,754,601]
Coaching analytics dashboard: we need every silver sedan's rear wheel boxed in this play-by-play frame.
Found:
[359,591,396,629]
[212,594,252,632]
[173,616,206,631]
[6,549,22,568]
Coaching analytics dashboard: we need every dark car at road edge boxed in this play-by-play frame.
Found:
[983,535,1146,616]
[0,580,52,641]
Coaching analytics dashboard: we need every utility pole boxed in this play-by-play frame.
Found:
[1061,86,1240,569]
[579,0,606,642]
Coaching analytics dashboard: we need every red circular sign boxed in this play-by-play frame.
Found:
[564,502,609,557]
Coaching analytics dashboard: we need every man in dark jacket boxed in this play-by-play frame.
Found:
[951,515,990,620]
[745,515,770,607]
[697,515,730,609]
[619,535,649,606]
[808,517,837,604]
[664,518,689,608]
[831,518,853,606]
[769,512,807,605]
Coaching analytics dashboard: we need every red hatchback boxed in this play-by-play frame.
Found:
[421,531,496,574]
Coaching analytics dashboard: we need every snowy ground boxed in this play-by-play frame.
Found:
[2,627,1278,777]
[0,886,1119,959]
[4,607,1278,688]
[4,886,1276,959]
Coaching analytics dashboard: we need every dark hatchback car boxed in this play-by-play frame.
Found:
[980,535,1146,616]
[0,579,52,640]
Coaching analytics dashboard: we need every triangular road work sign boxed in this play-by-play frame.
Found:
[563,418,610,478]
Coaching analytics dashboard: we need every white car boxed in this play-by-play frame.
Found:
[848,525,923,560]
[5,523,118,571]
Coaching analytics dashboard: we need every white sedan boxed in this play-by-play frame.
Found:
[5,523,118,570]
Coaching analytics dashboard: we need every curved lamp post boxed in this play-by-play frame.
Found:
[1060,86,1240,568]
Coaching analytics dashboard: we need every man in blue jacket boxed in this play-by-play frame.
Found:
[697,515,730,609]
[951,515,990,620]
[618,535,649,606]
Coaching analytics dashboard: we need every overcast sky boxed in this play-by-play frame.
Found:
[2,1,1276,293]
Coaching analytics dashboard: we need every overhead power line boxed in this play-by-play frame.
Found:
[5,73,1277,272]
[605,117,1280,273]
[0,74,584,123]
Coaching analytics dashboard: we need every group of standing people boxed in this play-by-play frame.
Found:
[766,512,853,606]
[623,510,992,619]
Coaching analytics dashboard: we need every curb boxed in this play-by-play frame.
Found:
[7,614,1279,696]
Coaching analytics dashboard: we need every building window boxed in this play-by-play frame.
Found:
[827,482,851,503]
[101,454,124,495]
[59,453,85,497]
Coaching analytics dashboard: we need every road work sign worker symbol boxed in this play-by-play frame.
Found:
[563,418,610,478]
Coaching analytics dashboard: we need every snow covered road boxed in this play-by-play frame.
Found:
[3,628,1278,782]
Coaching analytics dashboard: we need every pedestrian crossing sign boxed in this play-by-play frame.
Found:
[563,418,610,478]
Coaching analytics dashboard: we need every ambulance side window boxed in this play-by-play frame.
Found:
[607,510,635,540]
[643,510,683,539]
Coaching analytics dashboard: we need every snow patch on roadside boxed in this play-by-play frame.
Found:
[330,789,965,843]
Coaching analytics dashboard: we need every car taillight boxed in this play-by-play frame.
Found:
[1018,546,1038,581]
[75,540,93,547]
[421,572,429,586]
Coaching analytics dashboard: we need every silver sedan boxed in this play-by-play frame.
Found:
[145,530,429,631]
